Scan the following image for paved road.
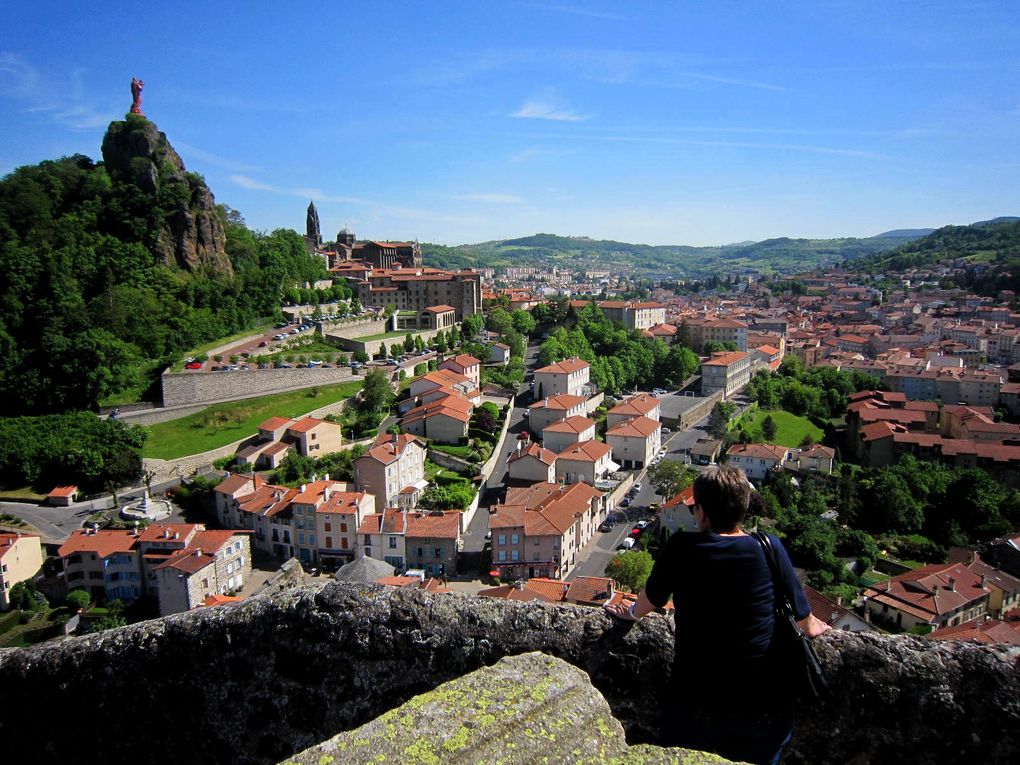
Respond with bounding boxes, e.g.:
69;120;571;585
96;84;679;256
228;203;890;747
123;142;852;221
461;343;541;561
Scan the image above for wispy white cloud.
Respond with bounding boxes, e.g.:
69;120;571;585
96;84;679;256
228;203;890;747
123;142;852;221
0;53;116;130
229;175;480;224
450;193;524;204
511;89;590;121
176;142;261;174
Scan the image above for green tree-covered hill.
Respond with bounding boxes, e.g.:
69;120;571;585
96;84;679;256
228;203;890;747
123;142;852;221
854;218;1020;295
0;119;333;415
422;231;912;276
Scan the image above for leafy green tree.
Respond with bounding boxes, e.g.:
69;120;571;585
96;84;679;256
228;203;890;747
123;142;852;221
353;349;370;363
67;588;91;610
604;550;655;593
647;460;697;499
461;313;484;340
707;402;735;440
486;308;514;337
360;369;393;415
762;415;778;441
413;363;427;376
510;309;536;336
378;343;388;359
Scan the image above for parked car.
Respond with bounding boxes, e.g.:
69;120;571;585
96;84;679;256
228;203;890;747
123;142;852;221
636;520;649;529
258;340;269;347
598;521;614;533
620;498;631;508
617;538;636;550
518;430;530;441
184;362;202;370
632;482;643;493
652;388;667;397
629;527;642;538
661;426;671;434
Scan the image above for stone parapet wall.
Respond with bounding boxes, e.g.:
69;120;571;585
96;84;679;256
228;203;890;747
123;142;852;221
322;317;388;339
161;366;355;407
0;583;1016;765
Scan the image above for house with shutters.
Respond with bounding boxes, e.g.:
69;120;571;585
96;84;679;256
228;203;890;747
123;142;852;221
354;434;428;512
605;416;661;469
438;354;481;388
725;443;790;481
541;416;596;454
527;394;589;433
507;442;558;485
533;357;590;399
606;394;661;429
555;440;617;485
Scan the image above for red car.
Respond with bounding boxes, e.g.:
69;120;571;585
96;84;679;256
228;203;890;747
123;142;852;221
518;431;530;441
629;527;642;538
258;340;269;347
184;362;203;370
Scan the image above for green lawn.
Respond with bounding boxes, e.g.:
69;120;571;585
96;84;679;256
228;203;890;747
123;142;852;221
358;330;423;342
144;381;362;460
734;409;823;448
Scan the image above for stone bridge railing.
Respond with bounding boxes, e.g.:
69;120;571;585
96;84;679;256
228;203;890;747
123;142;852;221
0;582;1016;765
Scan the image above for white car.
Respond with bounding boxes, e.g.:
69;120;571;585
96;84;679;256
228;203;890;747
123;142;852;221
636;520;649;529
617;538;636;550
632;482;642;493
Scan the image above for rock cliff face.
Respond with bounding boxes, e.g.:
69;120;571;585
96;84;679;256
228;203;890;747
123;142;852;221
0;582;1016;765
102;115;231;274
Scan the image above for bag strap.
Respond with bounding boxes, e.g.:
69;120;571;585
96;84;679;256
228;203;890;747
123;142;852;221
752;531;796;617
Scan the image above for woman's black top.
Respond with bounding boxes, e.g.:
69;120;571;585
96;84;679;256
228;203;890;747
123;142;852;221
644;530;811;707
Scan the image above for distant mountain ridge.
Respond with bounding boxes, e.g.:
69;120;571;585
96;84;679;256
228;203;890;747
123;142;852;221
422;231;918;276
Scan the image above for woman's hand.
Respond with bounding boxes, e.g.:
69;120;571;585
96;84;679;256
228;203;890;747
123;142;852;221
603;602;639;621
797;612;831;639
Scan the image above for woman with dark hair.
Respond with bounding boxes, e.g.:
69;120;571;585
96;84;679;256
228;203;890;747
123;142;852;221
605;465;828;765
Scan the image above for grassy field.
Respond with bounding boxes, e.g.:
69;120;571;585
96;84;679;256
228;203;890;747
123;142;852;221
144;381;362;460
734;409;823;448
358;330;422;342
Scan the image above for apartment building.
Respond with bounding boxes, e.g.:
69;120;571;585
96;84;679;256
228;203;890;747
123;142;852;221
489;482;603;580
527;394;589;432
405;510;462;577
725;443;791;481
237;416;343;469
401;392;473;443
541;415;596;454
354;433;428;511
438;354;481;388
352;267;481;319
863;562;990;632
606;394;660;429
507;442;558;485
533;357;590;398
0;533;43;610
701;351;758;399
555;440;616;484
605;416;661;469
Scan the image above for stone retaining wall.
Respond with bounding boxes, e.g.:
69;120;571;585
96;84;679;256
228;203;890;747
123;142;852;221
0;583;1015;765
161;366;355;407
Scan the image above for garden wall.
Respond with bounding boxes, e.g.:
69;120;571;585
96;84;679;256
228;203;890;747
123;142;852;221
161;366;355;407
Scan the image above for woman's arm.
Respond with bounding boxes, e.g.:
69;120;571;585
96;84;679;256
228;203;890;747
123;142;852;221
797;612;831;638
603;588;658;621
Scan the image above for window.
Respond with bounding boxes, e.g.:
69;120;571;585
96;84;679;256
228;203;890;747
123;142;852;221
417;547;424;557
202;578;209;589
533;553;539;561
364;535;372;546
511;534;519;544
389;537;397;549
298;533;305;545
497;535;506;545
326;536;333;548
309;535;315;546
511;550;519;561
435;547;442;558
227;562;234;574
340;523;348;532
341;538;349;549
324;522;332;532
498;551;506;561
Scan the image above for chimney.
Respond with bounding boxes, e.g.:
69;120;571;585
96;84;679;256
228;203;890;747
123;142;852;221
836;595;843;607
193;548;202;557
324;473;329;482
980;574;988;588
948;577;956;592
607;580;614;600
300;484;307;494
312;473;318;483
514;579;525;591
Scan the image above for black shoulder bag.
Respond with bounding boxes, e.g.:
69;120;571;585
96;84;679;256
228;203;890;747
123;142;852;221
752;531;831;703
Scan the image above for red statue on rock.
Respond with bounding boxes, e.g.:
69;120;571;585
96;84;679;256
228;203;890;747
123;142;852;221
130;77;145;115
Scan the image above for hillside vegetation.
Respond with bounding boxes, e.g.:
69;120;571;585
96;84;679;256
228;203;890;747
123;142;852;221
422;231;911;275
0;119;338;415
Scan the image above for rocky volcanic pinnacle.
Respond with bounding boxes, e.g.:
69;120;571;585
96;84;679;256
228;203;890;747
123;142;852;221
102;115;232;274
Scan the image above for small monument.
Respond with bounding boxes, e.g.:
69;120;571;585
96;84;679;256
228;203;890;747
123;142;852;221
130;77;144;115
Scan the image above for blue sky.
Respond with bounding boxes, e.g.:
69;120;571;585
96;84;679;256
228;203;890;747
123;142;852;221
1;1;1018;246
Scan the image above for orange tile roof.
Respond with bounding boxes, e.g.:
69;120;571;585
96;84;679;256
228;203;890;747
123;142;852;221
606;415;660;438
215;473;266;495
406;510;461;539
565;576;616;605
535;357;589;375
529;394;588;411
287;416;328;434
258;416;293;431
703;351;750;366
726;443;789;461
541;416;595;435
508;442;557;466
137;523;201;543
441;354;480;369
47;485;78;498
58;529;138;559
557;440;612;462
608;394;660;418
202;594;242;607
426;304;456;313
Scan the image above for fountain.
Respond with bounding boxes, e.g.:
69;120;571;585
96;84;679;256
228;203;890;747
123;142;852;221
119;489;172;522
